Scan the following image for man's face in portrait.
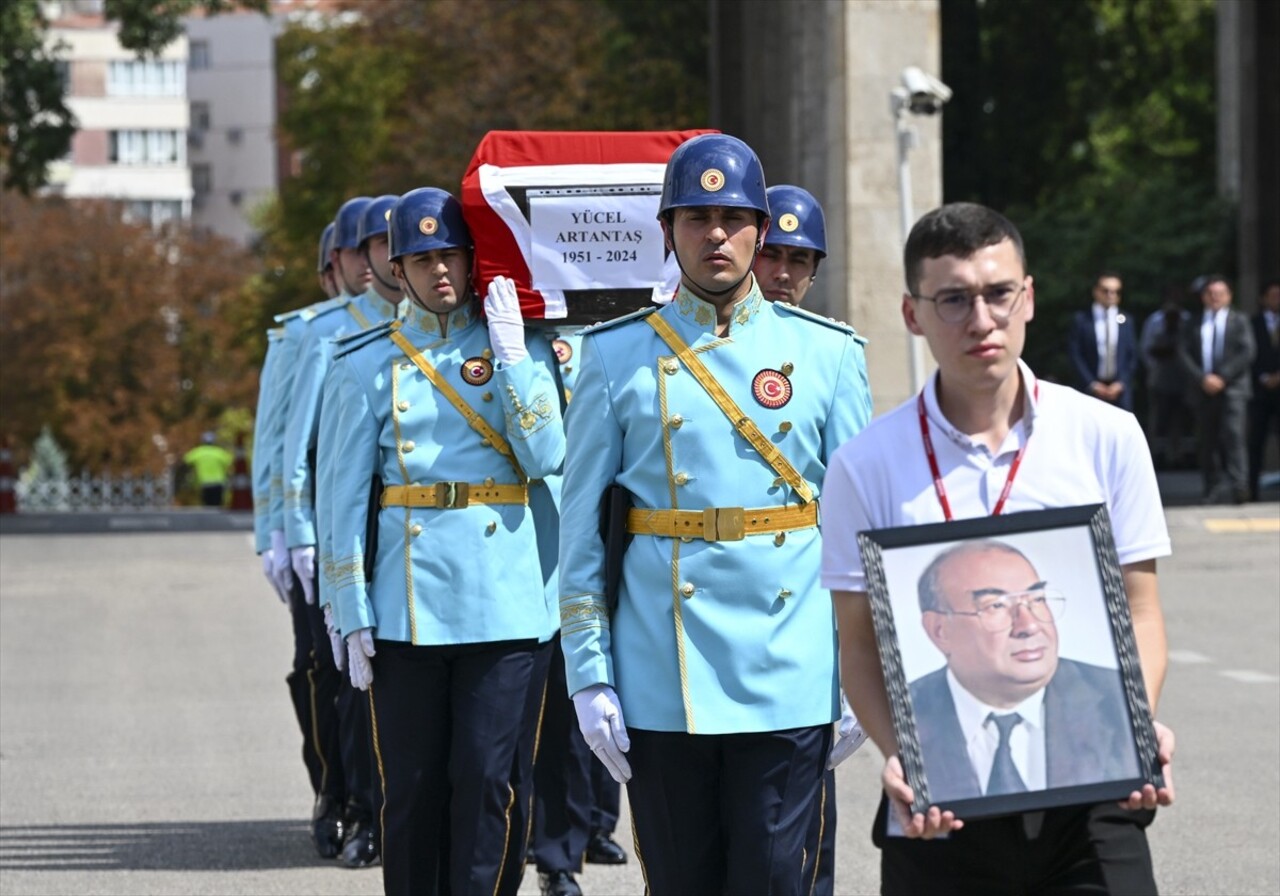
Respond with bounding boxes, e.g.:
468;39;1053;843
922;547;1060;709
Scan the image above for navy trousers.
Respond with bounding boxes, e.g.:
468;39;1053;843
625;724;830;896
285;579;323;796
800;767;838;896
370;638;537;896
533;636;593;874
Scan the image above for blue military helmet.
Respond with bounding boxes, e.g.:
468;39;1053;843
387;188;472;261
357;194;399;248
333;196;373;250
658;133;769;220
316;222;335;273
763;185;826;259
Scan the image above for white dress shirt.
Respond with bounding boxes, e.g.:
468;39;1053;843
946;669;1047;793
1092;303;1119;380
1201;308;1227;374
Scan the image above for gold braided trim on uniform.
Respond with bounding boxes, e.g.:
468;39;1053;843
253;493;270;515
327;554;364;589
559;593;610;634
503;385;555;440
283;487;311;509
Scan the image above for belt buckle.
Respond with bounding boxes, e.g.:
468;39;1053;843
434;481;470;509
702;506;745;542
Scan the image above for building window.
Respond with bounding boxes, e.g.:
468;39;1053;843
190;101;210;131
229;190;243;207
106;59;186;97
189;40;210;70
227;128;242;146
108;130;185;166
192;164;212;196
122;200;186;229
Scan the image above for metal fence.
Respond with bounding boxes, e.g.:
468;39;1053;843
16;471;174;511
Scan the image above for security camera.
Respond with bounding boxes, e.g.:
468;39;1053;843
900;66;952;115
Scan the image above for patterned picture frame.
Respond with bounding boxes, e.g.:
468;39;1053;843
857;504;1162;819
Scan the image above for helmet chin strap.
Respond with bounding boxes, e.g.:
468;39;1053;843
334;255;363;297
363;246;399;292
670;237;763;298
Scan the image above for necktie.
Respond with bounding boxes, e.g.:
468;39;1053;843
1102;309;1117;380
986;712;1027;795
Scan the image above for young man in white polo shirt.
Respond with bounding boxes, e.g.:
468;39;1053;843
821;203;1175;894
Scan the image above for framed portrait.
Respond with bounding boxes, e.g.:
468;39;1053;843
857;504;1162;820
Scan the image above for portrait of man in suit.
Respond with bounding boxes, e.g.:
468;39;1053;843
908;539;1140;805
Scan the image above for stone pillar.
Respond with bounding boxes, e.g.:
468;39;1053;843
712;0;942;413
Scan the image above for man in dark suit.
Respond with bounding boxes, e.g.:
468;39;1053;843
910;540;1139;804
1179;275;1257;503
1067;271;1139;410
1248;280;1280;501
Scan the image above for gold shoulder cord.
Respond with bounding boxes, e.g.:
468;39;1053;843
646;314;813;504
347;303;372;329
388;330;527;483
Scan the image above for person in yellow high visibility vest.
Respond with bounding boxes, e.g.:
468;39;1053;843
184;432;234;506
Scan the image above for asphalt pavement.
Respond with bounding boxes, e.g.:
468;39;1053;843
1;498;1276;895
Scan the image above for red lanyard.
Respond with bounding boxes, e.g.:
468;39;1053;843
917;383;1038;521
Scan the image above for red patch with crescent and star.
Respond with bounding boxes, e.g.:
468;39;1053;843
552;338;573;364
752;369;792;409
461;357;494;386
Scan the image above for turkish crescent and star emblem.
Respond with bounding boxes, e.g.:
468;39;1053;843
552;338;573;364
778;213;799;233
461;357;493;386
419;216;438;235
752;369;792;409
700;168;725;192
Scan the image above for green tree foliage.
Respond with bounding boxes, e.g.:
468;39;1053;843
254;0;708;321
0;0;266;194
0;0;76;194
0;193;263;472
941;0;1230;383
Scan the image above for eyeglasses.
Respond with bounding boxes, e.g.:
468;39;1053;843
911;282;1027;325
935;589;1066;633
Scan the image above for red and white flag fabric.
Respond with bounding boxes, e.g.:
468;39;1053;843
461;129;715;320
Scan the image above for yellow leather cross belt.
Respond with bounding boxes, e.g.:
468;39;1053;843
380;482;528;510
625;502;818;542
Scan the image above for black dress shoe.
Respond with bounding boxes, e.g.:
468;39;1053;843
539;869;583;896
340;819;379;868
585;830;627;864
311;795;345;859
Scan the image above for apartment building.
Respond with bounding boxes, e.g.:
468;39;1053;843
44;1;193;228
184;11;279;246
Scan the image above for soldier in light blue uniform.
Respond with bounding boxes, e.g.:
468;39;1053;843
755;183;869;896
325;187;565;896
253;326;287;598
558;134;873;896
256;221;345;853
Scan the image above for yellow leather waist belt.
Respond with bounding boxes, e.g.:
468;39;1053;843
625;502;818;542
380;482;528;510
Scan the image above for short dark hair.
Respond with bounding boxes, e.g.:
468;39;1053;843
917;539;1036;614
1200;274;1230;294
1095;270;1123;285
903;203;1026;296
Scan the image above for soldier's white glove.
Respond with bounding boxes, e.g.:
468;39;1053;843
484;275;527;366
572;684;632;784
827;693;869;769
323;604;345;672
347;629;376;691
270;530;293;597
260;549;287;604
290;546;316;605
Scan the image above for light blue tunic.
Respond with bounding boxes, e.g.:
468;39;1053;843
557;282;872;735
326;300;566;645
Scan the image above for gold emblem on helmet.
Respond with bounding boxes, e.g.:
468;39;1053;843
419;216;438;235
700;169;725;192
779;213;799;233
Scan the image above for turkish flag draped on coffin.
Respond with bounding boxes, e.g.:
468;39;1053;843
461;129;716;325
